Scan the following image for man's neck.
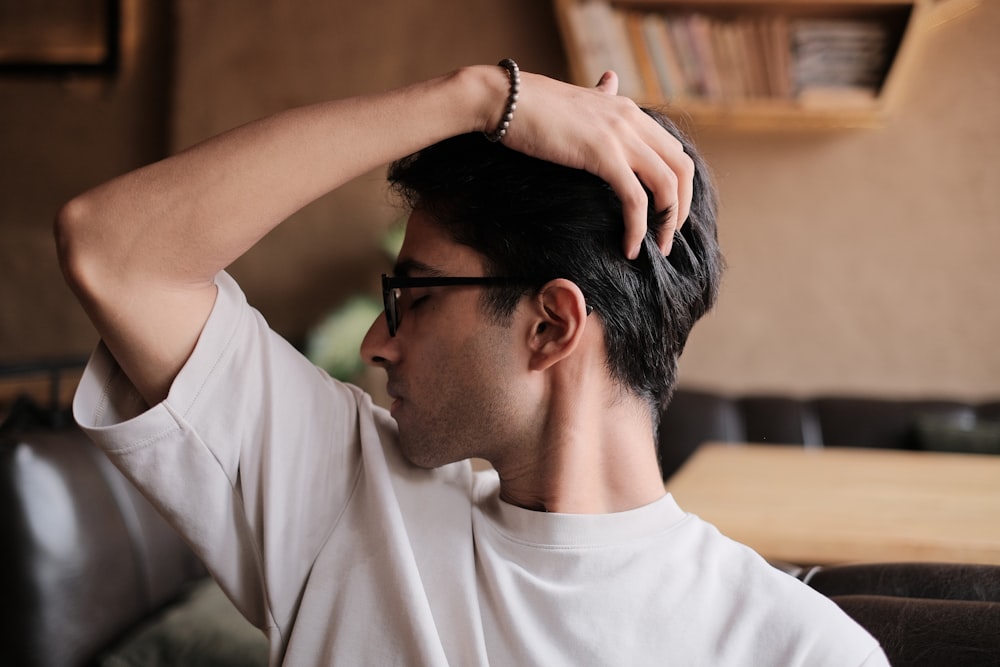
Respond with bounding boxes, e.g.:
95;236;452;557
490;392;666;514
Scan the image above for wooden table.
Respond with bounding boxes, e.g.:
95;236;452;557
664;443;1000;566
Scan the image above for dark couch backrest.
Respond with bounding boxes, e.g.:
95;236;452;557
658;389;1000;480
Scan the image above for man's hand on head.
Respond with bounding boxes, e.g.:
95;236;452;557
495;68;694;259
591;71;693;259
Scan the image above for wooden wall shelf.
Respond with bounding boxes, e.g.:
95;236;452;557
553;0;947;129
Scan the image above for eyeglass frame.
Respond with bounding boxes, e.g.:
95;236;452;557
380;273;593;337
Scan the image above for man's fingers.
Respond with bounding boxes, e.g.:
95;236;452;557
643;155;681;256
604;172;649;260
673;151;695;233
658;217;678;256
625;133;687;256
593;149;647;258
604;134;687;258
647;137;694;255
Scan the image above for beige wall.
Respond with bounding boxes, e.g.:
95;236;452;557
2;1;997;401
0;1;171;366
680;4;1000;400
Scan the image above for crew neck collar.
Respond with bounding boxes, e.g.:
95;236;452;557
476;475;688;548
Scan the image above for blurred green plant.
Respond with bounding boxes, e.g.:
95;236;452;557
305;295;383;381
304;217;406;382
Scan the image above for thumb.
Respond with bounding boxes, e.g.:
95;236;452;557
595;70;619;95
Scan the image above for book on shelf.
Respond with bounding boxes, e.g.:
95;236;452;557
638;13;685;99
764;16;794;99
682;14;718;100
563;0;644;98
713;21;746;99
624;11;665;100
666;14;705;98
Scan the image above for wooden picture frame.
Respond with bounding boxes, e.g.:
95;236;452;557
0;0;119;74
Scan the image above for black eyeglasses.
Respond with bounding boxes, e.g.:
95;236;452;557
380;273;595;337
381;274;522;337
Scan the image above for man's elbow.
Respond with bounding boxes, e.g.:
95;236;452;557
54;195;105;302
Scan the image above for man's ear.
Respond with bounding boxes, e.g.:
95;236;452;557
526;279;589;371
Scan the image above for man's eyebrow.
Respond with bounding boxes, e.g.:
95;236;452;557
392;259;444;278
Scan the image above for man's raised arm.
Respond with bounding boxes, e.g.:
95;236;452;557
55;65;692;405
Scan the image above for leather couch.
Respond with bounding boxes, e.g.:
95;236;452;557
657;388;1000;480
0;405;266;667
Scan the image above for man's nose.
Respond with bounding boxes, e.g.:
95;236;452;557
360;313;396;367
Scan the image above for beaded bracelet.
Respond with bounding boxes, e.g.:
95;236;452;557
484;58;520;143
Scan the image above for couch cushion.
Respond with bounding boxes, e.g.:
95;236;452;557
98;578;268;667
914;414;1000;455
739;396;821;446
831;595;1000;667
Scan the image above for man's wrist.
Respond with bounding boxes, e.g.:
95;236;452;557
458;63;517;136
483;59;519;143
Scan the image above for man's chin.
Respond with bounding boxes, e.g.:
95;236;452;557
396;432;462;470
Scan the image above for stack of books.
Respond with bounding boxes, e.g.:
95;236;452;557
791;18;890;105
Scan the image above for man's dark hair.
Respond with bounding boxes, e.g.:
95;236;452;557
388;109;723;424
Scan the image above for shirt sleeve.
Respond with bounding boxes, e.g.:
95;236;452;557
73;271;366;636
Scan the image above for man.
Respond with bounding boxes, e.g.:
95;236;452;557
59;64;887;665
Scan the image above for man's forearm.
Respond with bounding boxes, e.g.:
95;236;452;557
58;67;502;296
